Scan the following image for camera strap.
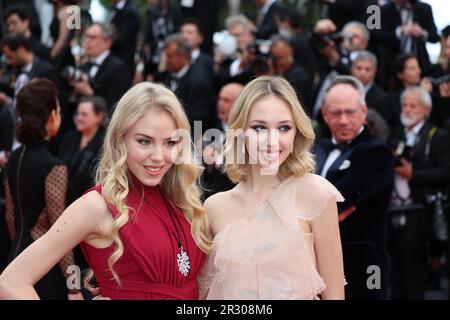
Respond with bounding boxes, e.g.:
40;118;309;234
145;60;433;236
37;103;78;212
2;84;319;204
425;126;437;158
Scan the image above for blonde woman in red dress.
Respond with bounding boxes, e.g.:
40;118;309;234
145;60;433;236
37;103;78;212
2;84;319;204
0;82;210;300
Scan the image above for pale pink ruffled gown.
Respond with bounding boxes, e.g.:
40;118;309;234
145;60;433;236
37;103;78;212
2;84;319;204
199;173;345;300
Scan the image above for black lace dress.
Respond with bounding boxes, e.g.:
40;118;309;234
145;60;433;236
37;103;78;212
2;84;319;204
4;143;74;299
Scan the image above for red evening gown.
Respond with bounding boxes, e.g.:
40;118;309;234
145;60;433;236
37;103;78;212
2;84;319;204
80;176;206;300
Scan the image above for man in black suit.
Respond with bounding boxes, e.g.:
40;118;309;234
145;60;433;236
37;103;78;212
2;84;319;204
200;83;243;201
179;0;226;54
350;50;391;125
254;0;281;39
0;33;58;110
277;7;319;79
70;23;131;113
3;5;51;62
180;19;214;80
388;86;450;299
315;76;394;299
1;0;41;41
322;0;378;31
143;0;183;79
156;34;217;134
109;0;140;78
375;0;439;86
270;35;312;112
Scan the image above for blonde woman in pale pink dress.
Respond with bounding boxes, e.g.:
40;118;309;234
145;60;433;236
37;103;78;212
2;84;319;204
200;76;346;300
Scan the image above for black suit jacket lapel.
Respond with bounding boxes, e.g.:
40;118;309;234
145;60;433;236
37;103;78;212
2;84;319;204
325;147;353;181
412;121;431;159
28;57;40;79
325;126;370;181
93;54;111;83
315;141;329;175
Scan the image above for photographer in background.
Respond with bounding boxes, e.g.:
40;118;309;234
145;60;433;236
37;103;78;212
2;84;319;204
180;19;214;82
3;5;51;62
70;23;131;113
270;35;312;111
0;33;57;112
389;86;450;300
254;0;281;40
421;28;450;131
310;19;370;120
277;6;318;79
214;15;254;87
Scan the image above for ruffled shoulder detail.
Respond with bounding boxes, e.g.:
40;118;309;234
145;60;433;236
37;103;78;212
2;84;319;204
267;173;344;232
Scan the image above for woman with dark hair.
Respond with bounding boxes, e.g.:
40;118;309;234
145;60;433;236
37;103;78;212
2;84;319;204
388;53;422;129
2;78;81;300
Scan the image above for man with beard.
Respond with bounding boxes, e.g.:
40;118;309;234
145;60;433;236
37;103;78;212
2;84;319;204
389;86;450;299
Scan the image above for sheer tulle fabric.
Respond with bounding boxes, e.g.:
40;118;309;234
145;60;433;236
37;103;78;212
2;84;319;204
199;173;344;300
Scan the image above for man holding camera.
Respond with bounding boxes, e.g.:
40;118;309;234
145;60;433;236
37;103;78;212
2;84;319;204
389;86;450;299
70;23;131;112
270;35;312;111
311;19;370;121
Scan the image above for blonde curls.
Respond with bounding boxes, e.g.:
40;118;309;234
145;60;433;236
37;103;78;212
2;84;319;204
225;76;316;183
91;82;211;285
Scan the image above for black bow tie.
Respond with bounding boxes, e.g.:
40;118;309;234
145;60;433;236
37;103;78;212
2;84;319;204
322;140;350;153
87;61;99;69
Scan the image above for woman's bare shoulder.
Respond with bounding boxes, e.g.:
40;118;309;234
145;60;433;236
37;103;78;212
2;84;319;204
70;190;112;223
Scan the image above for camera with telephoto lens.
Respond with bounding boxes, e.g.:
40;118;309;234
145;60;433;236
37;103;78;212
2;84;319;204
429;74;450;86
312;31;352;51
61;65;85;82
427;190;449;242
248;39;273;75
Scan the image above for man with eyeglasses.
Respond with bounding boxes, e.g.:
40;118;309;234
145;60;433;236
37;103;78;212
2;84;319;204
315;75;394;300
70;23;131;113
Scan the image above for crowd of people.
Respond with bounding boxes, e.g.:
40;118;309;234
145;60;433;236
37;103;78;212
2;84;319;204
0;0;449;300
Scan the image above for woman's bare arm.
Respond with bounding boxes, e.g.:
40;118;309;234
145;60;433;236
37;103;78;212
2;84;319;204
311;197;345;300
0;191;111;299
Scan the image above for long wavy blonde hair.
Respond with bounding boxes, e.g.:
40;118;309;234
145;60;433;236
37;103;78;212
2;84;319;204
92;82;211;285
225;76;316;183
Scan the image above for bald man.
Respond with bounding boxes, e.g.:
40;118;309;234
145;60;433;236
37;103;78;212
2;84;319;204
217;83;244;130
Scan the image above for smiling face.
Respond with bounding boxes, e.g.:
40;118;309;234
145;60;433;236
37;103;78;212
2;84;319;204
244;96;296;173
75;101;104;134
124;107;180;186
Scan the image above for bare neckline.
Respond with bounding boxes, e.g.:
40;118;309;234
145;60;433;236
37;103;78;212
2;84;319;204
213;175;295;241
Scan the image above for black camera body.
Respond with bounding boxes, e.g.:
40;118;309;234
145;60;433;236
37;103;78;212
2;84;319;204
61;66;85;82
248;39;273;75
430;74;450;86
393;141;413;167
312;31;351;51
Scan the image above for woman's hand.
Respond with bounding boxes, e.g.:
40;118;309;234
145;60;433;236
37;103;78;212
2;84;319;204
68;292;84;300
88;286;111;300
